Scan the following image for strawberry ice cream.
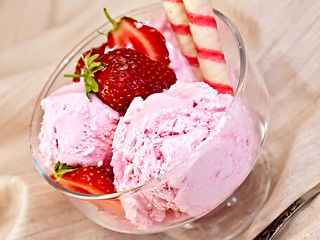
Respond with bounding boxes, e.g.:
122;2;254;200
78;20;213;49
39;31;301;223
111;81;257;228
39;82;120;169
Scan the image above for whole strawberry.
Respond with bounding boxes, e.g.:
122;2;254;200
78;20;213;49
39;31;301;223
92;48;176;112
65;48;177;112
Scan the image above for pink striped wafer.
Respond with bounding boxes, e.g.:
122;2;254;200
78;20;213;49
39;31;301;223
183;0;233;94
161;0;202;80
162;0;233;95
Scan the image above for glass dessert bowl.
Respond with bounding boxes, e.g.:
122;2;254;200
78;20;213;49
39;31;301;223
30;3;270;239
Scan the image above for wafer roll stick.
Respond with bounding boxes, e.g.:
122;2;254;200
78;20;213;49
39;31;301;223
162;0;233;94
182;0;233;94
161;0;202;80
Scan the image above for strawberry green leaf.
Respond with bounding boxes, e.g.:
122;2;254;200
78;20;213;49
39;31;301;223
97;31;107;36
52;161;79;179
64;51;106;101
86;86;92;100
54;161;60;172
64;74;84;78
91;81;99;92
104;8;117;28
88;54;99;64
91;62;102;69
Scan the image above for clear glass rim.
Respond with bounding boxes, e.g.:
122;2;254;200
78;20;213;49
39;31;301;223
30;3;247;200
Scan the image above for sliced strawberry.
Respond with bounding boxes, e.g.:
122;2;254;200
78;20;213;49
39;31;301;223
93;48;177;112
106;15;170;65
51;161;116;195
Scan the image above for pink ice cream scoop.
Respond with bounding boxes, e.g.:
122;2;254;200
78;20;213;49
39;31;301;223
111;81;257;228
39;82;120;169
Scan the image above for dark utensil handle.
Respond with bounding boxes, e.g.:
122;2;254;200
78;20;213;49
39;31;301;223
253;198;305;240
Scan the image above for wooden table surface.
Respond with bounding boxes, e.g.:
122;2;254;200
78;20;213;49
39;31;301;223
1;0;320;239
